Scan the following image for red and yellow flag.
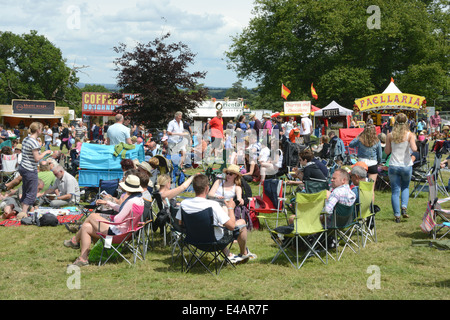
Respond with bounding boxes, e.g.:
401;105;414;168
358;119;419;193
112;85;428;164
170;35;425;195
281;83;291;100
311;83;318;99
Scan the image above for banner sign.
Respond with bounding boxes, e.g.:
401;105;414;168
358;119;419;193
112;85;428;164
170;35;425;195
283;101;311;115
12;100;55;115
82;92;139;116
355;93;426;112
322;108;340;117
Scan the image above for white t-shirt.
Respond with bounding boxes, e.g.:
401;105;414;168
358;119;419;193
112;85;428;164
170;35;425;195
45;129;52;142
300;117;312;135
176;197;230;240
259;147;271;162
167;119;185;144
283;121;295;137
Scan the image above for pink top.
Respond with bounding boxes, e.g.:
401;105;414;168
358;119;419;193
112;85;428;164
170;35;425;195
106;197;144;234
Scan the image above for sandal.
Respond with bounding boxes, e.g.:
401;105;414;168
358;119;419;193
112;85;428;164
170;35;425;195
63;239;80;249
69;258;89;267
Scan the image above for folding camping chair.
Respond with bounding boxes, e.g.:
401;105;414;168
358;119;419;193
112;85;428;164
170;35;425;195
423;174;450;240
137;198;154;259
0;154;18;184
258;190;330;269
180;207;236;275
96;203;145;266
410;150;448;199
328;202;359;261
356;181;377;247
168;203;188;268
249;179;288;227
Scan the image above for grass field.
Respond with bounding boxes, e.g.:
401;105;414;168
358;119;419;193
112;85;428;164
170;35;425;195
0;147;448;301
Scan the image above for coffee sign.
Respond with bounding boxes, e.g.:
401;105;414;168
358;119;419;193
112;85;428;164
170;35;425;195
322;108;340;117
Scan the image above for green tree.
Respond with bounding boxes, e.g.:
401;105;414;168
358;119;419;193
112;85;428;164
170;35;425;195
226;0;449;109
0;30;80;107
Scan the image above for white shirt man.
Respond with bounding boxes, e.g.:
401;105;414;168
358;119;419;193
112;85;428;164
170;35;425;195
106;114;132;146
300;114;313;144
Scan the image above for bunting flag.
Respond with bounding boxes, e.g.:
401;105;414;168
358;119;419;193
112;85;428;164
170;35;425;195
311;83;318;99
281;83;291;100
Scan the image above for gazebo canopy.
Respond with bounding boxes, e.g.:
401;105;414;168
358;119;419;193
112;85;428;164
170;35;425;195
313;100;353;117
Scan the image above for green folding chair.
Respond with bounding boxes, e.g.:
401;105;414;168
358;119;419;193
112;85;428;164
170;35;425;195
259;190;329;269
357;181;377;247
328;202;359;261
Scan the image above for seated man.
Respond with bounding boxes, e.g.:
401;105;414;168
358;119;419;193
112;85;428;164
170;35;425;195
40;165;80;208
286;149;326;187
324;169;356;224
176;174;256;264
1;179;45;219
350;164;368;206
1;160;56;192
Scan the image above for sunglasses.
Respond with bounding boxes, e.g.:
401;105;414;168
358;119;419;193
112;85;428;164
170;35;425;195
226;172;236;176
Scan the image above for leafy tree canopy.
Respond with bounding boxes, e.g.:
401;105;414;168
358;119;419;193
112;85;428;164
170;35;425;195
226;0;449;110
0;30;79;107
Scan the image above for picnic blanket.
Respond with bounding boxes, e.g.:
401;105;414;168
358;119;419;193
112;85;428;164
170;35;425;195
0;206;83;227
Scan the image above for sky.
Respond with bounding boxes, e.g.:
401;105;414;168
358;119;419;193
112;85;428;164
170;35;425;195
0;0;257;88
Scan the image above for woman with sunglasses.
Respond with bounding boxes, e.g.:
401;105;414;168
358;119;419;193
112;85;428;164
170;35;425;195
208;164;244;206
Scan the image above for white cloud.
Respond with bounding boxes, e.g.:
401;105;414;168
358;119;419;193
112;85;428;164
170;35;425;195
0;0;256;87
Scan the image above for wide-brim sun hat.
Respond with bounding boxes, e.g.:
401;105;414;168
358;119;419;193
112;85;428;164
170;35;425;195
119;174;144;193
223;164;242;176
263;113;271;119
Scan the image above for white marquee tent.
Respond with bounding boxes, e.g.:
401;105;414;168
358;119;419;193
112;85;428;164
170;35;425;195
313;100;353;117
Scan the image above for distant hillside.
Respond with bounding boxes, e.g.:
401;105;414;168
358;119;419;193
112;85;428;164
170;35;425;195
77;83;120;91
77;83;231;97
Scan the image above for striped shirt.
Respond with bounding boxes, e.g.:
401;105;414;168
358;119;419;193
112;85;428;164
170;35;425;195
20;136;41;171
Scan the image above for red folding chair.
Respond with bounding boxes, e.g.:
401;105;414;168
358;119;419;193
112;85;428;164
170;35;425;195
96;203;145;266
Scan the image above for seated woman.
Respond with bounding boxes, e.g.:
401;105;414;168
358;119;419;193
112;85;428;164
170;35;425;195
208;164;244;206
242;152;261;183
259;139;283;182
156;173;196;200
63;174;144;267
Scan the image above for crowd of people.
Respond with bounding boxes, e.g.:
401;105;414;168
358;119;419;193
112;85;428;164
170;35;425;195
0;108;445;268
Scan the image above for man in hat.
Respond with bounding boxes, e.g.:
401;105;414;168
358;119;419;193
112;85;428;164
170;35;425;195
300;113;313;145
176;174;255;264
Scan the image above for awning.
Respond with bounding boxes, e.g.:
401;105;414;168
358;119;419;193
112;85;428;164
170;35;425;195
4;114;63;119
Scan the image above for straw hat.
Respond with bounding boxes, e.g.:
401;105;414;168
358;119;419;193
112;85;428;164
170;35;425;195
15;144;22;150
301;113;309;118
119;175;144;193
249;112;256;119
223;164;242;176
138;161;153;176
263;113;271;119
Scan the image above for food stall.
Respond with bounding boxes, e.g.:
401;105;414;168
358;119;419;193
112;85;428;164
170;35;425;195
354;80;426;126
